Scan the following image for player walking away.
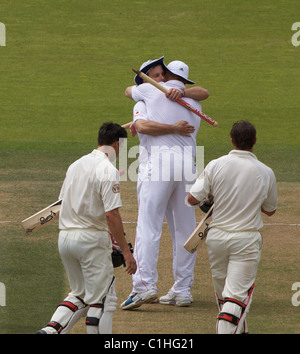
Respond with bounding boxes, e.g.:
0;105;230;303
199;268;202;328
121;59;204;310
187;121;277;334
36;123;136;334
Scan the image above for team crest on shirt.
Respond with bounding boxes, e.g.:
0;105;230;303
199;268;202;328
112;184;120;193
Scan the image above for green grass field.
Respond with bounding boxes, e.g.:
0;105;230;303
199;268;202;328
1;0;299;334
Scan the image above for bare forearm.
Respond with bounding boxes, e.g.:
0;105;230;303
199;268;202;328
106;209;137;274
135;120;175;136
105;209;129;253
184;86;209;101
125;86;134;99
135;119;194;137
166;86;209;101
262;208;276;216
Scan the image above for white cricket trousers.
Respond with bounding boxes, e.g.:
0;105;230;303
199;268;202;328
58;229;114;305
133;152;197;296
206;228;262;333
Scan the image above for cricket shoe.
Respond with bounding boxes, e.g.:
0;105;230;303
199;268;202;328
120;289;158;310
159;290;193;307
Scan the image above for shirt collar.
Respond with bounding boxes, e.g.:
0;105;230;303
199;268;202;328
165;80;185;89
229;149;258;160
92;149;109;159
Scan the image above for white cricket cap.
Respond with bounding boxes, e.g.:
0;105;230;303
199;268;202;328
166;60;195;84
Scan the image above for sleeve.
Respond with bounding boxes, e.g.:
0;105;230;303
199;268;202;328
133;101;148;123
59;167;70;200
189;163;213;203
131;82;156;102
131;85;144;102
59;179;66;200
262;170;277;212
100;168;123;213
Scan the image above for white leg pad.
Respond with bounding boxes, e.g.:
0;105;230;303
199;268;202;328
85;277;117;334
98;281;117;334
217;301;242;334
86;305;102;334
217;284;255;334
61;306;88;334
43;295;87;334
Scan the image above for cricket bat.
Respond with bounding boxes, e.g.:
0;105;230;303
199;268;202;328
21;199;62;233
184;204;214;253
132;68;218;127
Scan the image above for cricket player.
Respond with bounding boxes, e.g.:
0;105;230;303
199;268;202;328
187;121;277;334
121;60;203;309
36;123;136;334
130;56;209;199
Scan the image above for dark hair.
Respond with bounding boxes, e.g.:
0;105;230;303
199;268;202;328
98;122;127;145
230;121;256;150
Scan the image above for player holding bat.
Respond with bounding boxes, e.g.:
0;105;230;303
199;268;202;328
36;123;136;334
186;121;277;334
121;59;207;310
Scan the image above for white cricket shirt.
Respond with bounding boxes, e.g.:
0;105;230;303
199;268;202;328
59;149;122;231
131;80;201;159
189;150;277;232
133;101;148;167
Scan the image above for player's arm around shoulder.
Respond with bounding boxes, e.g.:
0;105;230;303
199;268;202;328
135;119;194;137
125;86;134;100
166;86;209;102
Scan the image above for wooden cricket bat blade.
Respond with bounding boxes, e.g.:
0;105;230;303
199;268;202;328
21;199;62;233
184;204;214;253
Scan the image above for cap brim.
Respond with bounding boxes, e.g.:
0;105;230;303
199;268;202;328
134;56;166;85
184;78;196;85
165;67;195;85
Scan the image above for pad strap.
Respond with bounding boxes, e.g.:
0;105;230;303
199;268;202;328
57;300;78;312
85;303;104;326
224;298;246;312
86;317;100;326
218;312;240;326
46;321;63;333
218;298;246;325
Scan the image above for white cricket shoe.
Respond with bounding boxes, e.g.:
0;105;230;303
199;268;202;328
120;289;158;310
159;290;193;307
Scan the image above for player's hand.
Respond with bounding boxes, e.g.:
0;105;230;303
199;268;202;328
173;120;195;137
123;250;137;275
129;123;137;137
166;88;183;101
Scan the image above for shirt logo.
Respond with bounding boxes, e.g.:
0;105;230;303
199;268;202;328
112;184;120;193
